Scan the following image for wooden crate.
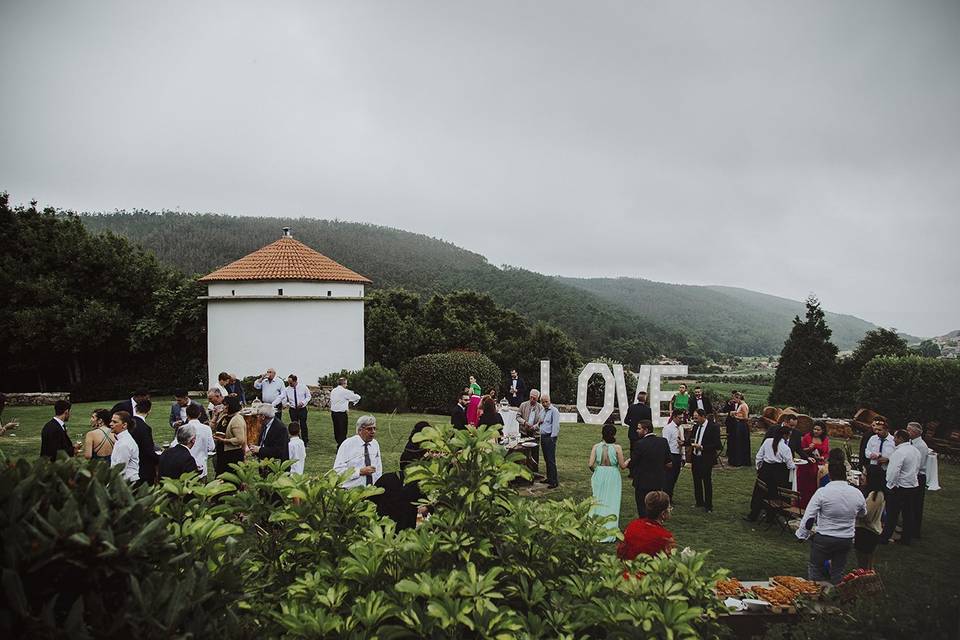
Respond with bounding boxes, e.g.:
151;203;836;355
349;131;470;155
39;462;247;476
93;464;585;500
836;573;884;602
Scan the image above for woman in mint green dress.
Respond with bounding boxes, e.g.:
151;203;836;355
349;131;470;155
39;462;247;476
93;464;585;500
589;424;628;541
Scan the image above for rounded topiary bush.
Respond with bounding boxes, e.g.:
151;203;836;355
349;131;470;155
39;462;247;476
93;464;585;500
400;351;501;413
318;364;407;412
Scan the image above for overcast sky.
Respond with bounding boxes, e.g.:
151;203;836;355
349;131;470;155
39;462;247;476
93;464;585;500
2;1;958;337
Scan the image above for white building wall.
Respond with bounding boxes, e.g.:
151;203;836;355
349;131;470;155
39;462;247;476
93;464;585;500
207;298;365;387
207;281;364;298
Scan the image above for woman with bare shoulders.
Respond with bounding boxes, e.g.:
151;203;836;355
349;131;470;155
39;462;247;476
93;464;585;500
589;424;629;541
83;409;115;462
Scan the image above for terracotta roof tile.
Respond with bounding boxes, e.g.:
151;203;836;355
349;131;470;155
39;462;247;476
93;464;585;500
199;237;371;284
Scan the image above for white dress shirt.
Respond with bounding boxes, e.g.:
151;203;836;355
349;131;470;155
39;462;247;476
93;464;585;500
886;442;922;489
184;419;215;478
329;385;361;413
755;439;796;470
865;434;895;468
662;420;683;456
282;384;312;409
288;437;306;475
254;376;286;407
798;480;866;539
910;436;930;475
333;435;383;488
111;430;140;482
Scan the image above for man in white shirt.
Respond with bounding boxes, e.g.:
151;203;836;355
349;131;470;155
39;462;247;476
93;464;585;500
178;403;215;479
329;377;361;448
797;460;866;584
109;411;140;483
282;374;312;446
254;368;285;409
333;415;382;489
864;419;895;493
907;422;930;539
662;411;685;500
214;372;231;400
880;429;922;546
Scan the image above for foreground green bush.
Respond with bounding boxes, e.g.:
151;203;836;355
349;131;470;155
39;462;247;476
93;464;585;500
400;351;502;412
1;424;728;639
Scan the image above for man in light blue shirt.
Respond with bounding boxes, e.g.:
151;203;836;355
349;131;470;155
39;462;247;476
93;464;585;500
540;395;561;488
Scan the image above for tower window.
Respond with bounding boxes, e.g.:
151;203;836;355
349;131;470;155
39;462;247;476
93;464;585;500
278;288;283;296
327;290;332;297
231;289;235;296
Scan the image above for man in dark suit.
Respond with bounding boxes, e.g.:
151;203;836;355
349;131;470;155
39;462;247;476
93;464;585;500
39;400;75;462
159;423;200;479
506;369;526;407
451;391;469;429
628;420;672;517
249;404;289;462
129;399;160;485
110;389;151;419
689;387;713;416
689;408;722;513
169;389;209;430
623;391;653;443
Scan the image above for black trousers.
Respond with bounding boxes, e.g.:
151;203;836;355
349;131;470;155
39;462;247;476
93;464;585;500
331;411;349;447
915;474;927;539
634;485;655;518
749;462;790;520
289;407;309;444
882;486;918;544
664;453;683;499
865;464;885;494
691;459;714;510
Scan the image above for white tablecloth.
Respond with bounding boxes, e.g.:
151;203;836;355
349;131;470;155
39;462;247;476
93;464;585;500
926;452;941;491
788;459;808;491
499;408;520;437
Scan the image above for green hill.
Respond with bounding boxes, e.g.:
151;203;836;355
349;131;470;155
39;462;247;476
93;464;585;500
557;276;896;353
77;211;892;359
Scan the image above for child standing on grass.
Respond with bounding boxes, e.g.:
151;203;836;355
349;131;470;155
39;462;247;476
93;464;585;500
288;422;306;475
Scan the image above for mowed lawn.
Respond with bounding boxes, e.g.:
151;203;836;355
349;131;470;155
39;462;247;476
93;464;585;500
4;400;958;629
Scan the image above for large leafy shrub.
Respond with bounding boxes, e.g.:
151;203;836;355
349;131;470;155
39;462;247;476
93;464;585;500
400;351;502;412
318;364;408;412
858;356;960;427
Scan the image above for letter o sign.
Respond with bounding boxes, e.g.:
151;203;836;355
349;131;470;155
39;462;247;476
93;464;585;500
577;363;615;425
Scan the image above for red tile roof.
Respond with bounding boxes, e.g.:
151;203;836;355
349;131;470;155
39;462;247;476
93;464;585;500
199;237;371;284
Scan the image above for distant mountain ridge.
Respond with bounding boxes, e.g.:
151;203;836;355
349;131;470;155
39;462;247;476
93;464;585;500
77;211;893;357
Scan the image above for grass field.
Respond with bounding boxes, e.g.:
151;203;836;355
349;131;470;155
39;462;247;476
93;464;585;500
4;399;958;631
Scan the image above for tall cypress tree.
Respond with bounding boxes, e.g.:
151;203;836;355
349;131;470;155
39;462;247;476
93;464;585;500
769;295;839;413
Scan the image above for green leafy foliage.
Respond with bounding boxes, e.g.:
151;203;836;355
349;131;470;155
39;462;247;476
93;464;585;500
399;352;502;412
769;296;840;414
0;193;206;398
857;356;960;427
318;364;408;412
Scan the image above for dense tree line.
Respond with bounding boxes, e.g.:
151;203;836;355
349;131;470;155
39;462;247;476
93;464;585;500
0;194;205;398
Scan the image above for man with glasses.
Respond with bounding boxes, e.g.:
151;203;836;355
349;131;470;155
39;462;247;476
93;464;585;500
333;415;382;489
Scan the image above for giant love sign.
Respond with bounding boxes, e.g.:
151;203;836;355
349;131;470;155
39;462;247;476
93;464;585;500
538;360;687;428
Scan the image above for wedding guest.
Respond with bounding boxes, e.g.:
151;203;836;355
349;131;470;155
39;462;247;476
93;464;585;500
109;411;140;483
40;400;75;462
623;391;652;443
130;400;159;485
466;388;482;426
169;389;208;430
689;386;712;416
469;375;482;396
159;423;200;479
248;403;288;464
798;424;830;508
206;387;226;423
477;395;505;435
518;389;545;470
854;489;885;569
745;425;796;522
329;377;361;447
589;424;628;541
180;403;215;479
399;420;431;470
617;491;676;560
669;383;690;418
629;420;671;517
213;395;246;476
662;409;686;501
282;374;311;446
451;391;470;430
797;460;866;584
864;418;895;493
288;422;306;475
507;369;526;407
728;392;751;467
907;422;930;539
253;368;285;410
82;408;115;462
880;429;922;546
215;372;231;399
226;373;246;405
110;390;149;419
689;408;721;513
540;394;561;488
333;415;383;488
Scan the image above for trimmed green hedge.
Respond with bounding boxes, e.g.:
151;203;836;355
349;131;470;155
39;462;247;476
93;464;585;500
858;356;960;428
318;364;407;413
399;351;501;413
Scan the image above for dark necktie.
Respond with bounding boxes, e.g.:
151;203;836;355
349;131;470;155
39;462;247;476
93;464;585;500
363;442;372;485
695;426;704;455
260;420;270;446
293;387;298;409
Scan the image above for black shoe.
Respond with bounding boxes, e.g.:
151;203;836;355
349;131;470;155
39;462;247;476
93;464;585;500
547;483;559;489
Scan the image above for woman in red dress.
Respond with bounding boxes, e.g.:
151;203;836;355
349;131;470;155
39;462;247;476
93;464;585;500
617;491;676;560
798;424;830;508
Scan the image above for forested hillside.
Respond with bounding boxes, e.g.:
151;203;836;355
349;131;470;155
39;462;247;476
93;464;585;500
558;277;885;353
79;212;686;364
